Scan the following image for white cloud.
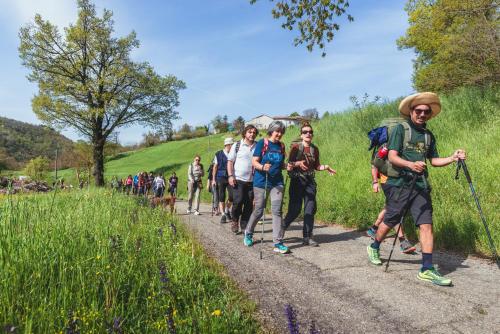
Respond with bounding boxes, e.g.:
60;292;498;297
0;0;77;29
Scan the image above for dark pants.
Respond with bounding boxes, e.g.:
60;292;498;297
217;177;233;203
283;176;317;238
231;180;254;230
383;184;433;227
155;187;164;198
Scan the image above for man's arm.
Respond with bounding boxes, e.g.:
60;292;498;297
388;150;426;174
431;149;466;167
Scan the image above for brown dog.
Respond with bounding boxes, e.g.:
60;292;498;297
150;196;176;214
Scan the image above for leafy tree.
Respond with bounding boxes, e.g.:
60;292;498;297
212;115;229;133
232;116;246;134
250;0;354;56
289;111;300;117
19;0;185;186
397;0;499;92
71;141;94;185
193;126;208;138
302;108;319;120
0;148;8;173
141;132;162;147
23;156;50;180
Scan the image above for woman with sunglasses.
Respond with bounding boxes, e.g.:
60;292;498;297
280;123;336;247
187;155;204;215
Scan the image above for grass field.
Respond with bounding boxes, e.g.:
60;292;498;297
0;189;259;333
55;86;499;257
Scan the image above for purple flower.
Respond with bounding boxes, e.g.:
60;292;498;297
285;304;299;334
107;317;123;334
169;222;177;238
166;306;176;334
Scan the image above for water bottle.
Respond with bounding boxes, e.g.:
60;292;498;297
377;145;388;159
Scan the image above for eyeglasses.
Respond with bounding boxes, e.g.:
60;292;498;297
413;108;432;115
301;130;314;135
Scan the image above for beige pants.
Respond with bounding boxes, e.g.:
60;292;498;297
187;181;201;211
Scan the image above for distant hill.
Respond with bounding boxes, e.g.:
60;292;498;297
0;116;73;169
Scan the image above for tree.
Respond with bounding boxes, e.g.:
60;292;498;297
250;0;354;56
232;116;246;134
141;131;162;147
23;156;50;180
397;0;499;92
289;111;300;117
19;0;185;186
71;141;94;185
302;108;319;120
212;115;229;133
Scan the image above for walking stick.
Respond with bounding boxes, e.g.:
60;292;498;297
385;173;419;272
260;173;268;260
455;159;499;265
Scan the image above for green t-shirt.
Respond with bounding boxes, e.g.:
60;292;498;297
386;120;439;189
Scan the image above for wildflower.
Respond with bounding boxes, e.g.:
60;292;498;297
285;304;299;334
169;222;177;238
96;255;101;260
166;306;176;334
2;324;17;333
106;317;123;334
211;309;222;317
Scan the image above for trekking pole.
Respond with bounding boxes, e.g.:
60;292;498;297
260;172;268;260
455;159;499;265
385;173;418;272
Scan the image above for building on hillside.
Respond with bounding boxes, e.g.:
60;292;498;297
245;114;309;130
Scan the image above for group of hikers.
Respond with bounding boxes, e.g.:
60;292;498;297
110;171;178;199
184;92;467;286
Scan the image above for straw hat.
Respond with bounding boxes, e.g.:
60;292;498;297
224;137;234;146
399;92;441;119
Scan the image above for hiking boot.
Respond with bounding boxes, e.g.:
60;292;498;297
273;242;290;254
231;221;239;234
417;267;452;286
194;210;200;216
367;245;382;265
366;227;377;239
303;237;319;247
220;214;227;224
400;239;416;254
243;233;253;247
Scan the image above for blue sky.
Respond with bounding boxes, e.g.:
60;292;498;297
0;0;415;145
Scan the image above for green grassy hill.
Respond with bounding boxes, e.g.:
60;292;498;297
60;86;499;256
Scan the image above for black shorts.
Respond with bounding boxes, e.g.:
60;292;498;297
217;177;233;203
383;184;433;228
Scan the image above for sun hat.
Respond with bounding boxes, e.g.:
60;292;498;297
224;137;234;146
399;92;441;119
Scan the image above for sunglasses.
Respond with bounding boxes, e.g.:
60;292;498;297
301;130;314;135
413;108;432;115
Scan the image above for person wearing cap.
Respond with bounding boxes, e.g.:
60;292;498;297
243;120;290;254
367;92;466;286
212;137;235;224
227;125;258;234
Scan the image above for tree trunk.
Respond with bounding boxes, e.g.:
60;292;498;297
92;136;105;187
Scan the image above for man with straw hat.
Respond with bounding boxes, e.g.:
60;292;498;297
366;92;466;286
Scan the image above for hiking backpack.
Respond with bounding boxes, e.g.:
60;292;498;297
367;118;431;177
287;140;317;178
260;138;285;158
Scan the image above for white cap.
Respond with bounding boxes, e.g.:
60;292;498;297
224;137;234;146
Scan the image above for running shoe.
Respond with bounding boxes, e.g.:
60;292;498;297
303;237;319;247
417;267;452;286
366;227;377;239
243;233;253;247
273;242;290;254
367;245;382;265
194;211;200;216
186;209;191;214
231;221;239;234
400;239;416;254
220;214;227;224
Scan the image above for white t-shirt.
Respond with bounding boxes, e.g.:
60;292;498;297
227;139;256;182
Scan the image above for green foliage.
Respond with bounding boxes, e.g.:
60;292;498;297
18;0;185;185
0;189;259;332
232;116;246;135
397;0;500;92
251;0;354;56
212;115;229;133
0;116;73;169
23;156;50;180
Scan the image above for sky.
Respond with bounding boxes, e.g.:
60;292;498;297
0;0;416;145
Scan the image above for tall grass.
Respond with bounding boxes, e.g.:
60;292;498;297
291;86;499;256
0;189;259;333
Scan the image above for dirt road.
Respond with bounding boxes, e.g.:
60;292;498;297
176;200;499;334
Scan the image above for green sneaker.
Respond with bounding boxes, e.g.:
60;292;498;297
417;267;452;286
367;245;382;265
243;233;253;247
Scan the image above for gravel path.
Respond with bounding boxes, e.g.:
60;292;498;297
176;200;499;334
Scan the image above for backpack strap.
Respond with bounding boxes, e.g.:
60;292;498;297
190;163;195;181
401;121;412;148
261;138;269;157
233;140;241;165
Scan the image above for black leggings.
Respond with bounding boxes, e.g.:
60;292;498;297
283;176;317;238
